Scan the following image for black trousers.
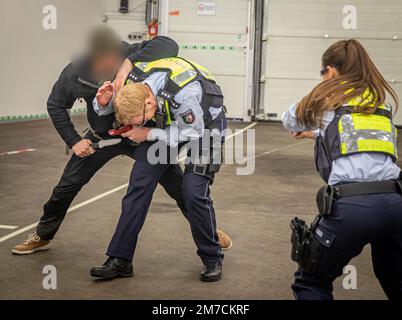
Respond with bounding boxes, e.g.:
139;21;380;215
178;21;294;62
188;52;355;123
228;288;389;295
106;142;223;263
292;192;402;300
37;138;186;240
106;162;223;263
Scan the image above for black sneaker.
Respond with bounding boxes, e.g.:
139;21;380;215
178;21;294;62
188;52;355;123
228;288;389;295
200;261;222;282
90;257;133;280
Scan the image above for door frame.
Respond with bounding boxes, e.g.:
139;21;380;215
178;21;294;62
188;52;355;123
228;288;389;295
243;0;255;122
157;0;169;36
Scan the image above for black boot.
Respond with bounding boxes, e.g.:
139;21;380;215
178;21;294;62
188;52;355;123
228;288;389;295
200;261;222;282
90;257;133;280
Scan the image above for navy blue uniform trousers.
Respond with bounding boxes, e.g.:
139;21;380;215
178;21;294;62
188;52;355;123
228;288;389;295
292;192;402;300
106;146;223;264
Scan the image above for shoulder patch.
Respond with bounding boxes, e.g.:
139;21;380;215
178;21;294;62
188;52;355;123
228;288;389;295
180;110;195;124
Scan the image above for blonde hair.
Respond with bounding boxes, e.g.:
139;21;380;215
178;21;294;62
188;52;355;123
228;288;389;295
113;83;149;124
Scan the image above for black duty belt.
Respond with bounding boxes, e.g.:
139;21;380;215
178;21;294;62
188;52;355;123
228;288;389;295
332;179;402;199
317;178;402;215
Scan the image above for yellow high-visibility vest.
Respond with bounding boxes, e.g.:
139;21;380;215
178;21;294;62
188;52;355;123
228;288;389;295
130;57;217;88
337;88;398;159
315;87;398;182
125;57;224;129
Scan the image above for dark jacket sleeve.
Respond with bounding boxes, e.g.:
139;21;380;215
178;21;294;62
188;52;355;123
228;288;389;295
123;36;179;64
47;64;82;148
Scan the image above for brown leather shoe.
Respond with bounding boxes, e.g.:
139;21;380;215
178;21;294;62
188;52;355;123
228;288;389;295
12;232;51;255
217;229;232;251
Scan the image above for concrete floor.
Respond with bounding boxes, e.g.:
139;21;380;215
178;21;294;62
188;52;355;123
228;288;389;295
0;115;401;300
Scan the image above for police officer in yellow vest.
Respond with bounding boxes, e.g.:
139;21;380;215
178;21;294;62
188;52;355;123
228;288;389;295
282;39;402;299
90;57;227;282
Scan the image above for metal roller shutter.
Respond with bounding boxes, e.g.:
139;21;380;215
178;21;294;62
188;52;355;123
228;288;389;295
260;0;402;125
166;0;254;120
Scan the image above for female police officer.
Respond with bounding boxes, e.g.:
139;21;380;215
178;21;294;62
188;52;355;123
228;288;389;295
282;39;402;300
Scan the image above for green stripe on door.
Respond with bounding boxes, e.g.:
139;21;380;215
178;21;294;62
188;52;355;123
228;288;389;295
0;107;87;123
179;44;238;51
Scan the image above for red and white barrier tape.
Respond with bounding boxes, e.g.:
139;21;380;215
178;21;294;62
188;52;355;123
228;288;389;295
0;148;36;156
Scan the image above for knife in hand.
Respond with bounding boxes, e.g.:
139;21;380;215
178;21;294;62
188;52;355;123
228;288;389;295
91;138;122;149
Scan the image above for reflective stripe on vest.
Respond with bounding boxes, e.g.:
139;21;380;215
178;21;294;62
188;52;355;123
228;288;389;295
134;57;216;88
337;88;398;159
339;113;398;156
130;57;224;129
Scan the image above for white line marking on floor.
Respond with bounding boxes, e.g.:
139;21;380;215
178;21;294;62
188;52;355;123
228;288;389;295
178;122;258;162
253;140;310;160
0;123;258;244
218;139;311;174
0;223;38;243
0;148;36;156
0;184;129;244
0;225;18;230
227;122;258;139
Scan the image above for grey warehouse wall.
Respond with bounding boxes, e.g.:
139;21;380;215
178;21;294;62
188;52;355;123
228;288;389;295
0;0;103;120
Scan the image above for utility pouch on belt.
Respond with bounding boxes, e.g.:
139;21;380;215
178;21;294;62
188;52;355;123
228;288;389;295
397;177;402;195
209;131;224;174
316;185;335;216
290;216;323;274
185;164;215;182
186;150;221;180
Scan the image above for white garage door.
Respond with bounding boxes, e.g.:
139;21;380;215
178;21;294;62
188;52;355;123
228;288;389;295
165;0;253;120
261;0;402;126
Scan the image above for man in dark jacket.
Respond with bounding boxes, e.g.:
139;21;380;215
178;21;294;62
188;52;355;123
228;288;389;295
11;27;195;255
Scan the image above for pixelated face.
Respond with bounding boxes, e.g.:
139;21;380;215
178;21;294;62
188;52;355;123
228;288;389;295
92;52;122;80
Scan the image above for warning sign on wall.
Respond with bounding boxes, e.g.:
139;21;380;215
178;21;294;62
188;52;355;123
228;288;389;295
169;9;180;16
197;1;216;16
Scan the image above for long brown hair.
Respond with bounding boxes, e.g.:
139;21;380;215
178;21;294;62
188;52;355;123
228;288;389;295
296;39;399;128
